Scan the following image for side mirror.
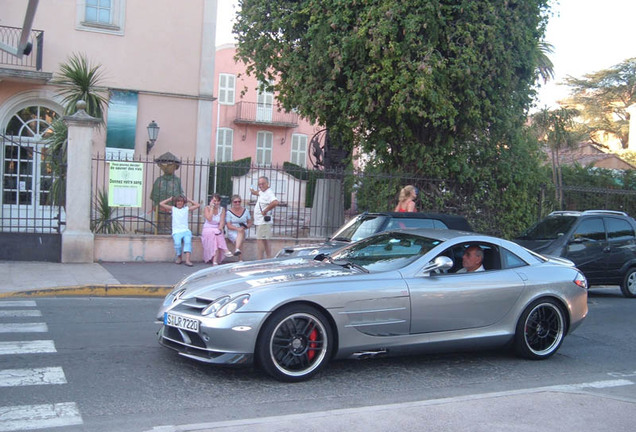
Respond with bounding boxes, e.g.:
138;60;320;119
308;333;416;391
314;253;328;261
421;256;454;274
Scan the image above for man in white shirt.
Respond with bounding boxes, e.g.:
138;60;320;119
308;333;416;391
456;245;485;273
250;176;279;259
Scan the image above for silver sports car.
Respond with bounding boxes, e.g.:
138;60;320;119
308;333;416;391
157;229;588;382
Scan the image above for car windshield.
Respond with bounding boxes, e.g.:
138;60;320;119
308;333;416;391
330;232;441;272
330;215;389;242
517;216;577;240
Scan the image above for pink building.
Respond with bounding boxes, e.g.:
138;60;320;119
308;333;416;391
212;44;320;168
0;0;218;260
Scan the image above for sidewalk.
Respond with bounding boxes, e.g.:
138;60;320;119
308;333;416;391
0;260;207;297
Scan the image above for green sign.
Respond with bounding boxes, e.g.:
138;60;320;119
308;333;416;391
108;162;144;207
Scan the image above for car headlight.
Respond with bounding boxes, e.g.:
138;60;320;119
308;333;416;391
202;294;250;317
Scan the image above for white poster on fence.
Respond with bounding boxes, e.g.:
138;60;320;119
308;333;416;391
108;162;144;207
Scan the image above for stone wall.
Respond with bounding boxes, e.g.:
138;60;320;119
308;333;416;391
94;235;313;263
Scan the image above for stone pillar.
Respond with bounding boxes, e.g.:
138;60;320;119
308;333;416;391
61;102;101;263
310;178;344;238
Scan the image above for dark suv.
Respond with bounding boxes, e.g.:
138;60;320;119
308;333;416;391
515;210;636;298
276;211;472;258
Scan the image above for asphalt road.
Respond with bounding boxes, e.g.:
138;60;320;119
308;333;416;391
1;288;635;431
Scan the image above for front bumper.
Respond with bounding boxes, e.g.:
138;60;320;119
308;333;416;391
156;310;268;366
158;325;253;365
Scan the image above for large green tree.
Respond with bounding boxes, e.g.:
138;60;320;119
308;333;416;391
235;0;551;177
563;57;636;149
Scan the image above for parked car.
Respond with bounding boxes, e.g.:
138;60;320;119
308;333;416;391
157;229;588;382
515;210;636;298
276;211;473;258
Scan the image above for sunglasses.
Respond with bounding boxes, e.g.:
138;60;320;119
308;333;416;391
233;200;241;203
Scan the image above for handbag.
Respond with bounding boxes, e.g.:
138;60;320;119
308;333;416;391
259;203;272;222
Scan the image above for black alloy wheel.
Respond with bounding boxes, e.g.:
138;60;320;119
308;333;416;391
256;305;333;382
514;298;566;360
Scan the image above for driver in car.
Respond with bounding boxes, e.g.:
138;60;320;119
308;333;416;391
457;245;485;273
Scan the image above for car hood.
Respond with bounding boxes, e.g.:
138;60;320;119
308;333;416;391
276;240;348;257
170;258;354;301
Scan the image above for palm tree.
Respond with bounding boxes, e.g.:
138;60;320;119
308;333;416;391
45;53;107;207
531;107;582;207
534;41;555;84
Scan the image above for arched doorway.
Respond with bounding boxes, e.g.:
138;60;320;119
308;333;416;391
1;99;64;260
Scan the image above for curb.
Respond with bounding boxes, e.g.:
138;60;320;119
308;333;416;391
0;284;174;298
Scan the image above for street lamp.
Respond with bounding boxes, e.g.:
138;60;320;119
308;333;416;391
146;120;160;154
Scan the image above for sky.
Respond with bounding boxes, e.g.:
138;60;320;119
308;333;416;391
216;0;636;109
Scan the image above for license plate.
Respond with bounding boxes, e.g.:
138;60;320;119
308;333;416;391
164;312;200;332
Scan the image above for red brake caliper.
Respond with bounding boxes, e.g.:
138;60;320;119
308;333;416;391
307;328;318;361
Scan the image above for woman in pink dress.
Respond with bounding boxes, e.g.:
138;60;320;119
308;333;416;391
201;193;229;265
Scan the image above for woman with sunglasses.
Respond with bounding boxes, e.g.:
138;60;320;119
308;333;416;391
225;194;252;261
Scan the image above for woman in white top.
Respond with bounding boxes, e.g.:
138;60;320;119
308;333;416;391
225;194;252;261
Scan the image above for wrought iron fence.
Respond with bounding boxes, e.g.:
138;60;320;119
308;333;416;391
89;153;636;240
90;155;347;239
0;25;44;71
234;101;299;127
0;134;64;234
557;185;636;216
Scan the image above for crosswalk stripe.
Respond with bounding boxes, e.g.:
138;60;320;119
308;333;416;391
0;323;48;333
0;340;56;355
0;402;83;431
0;301;37;308
0;310;42;318
0;367;67;387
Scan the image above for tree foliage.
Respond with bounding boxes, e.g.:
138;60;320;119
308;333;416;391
51;53;109;118
234;0;554;238
530;106;584;204
563;57;636;149
45;53;107;207
235;0;550;176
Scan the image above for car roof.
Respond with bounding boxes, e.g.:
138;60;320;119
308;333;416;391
384;227;485;242
385;228;541;258
548;210;630;218
362;211;473;231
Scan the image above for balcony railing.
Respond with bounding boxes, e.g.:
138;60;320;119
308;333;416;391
0;25;44;71
234;101;299;128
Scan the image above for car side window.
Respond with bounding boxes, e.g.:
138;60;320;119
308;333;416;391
572;218;606;242
434;242;501;273
501;248;528;269
385;218;437;230
605;217;635;242
432;220;449;229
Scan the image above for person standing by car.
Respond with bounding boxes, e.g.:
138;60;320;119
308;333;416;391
159;195;200;267
250;176;279;259
201;193;230;266
225;194;252;261
394;185;418;212
457;245;485;273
